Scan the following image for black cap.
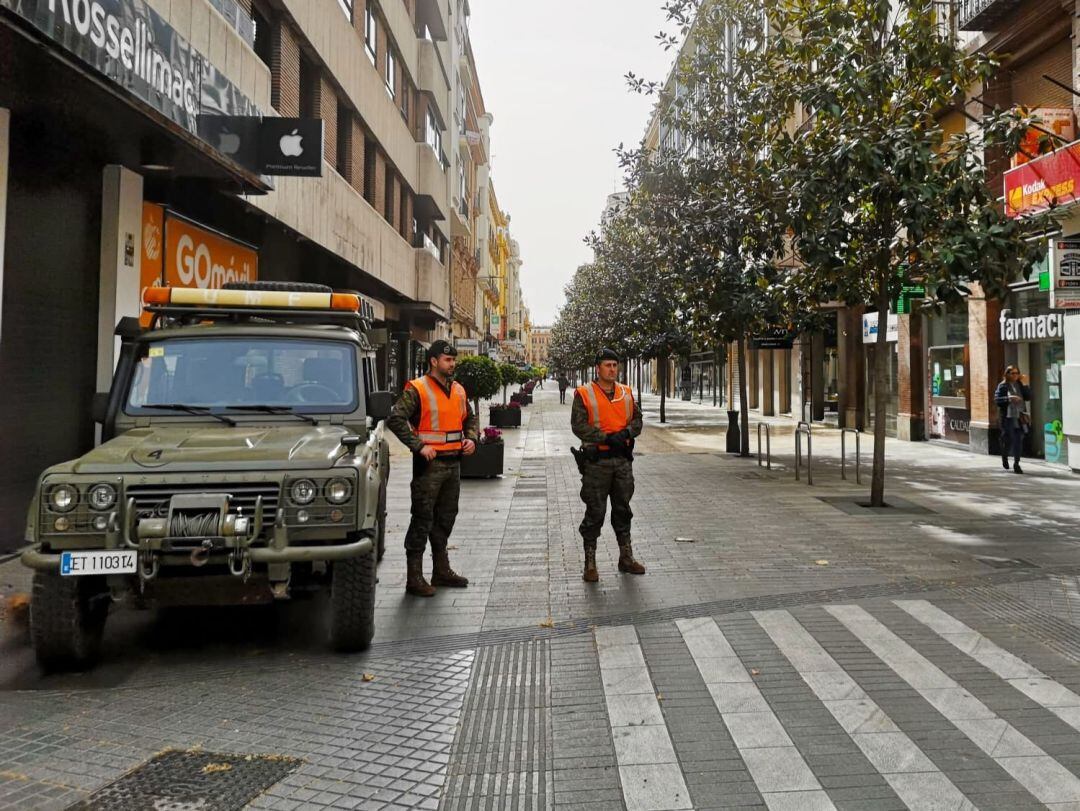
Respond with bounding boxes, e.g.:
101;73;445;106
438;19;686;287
426;340;458;361
595;348;621;364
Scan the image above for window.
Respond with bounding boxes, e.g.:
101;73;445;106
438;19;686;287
337;0;352;21
385;49;397;98
425;109;442;156
299;55;318;119
401;85;410;122
364;7;377;63
252;5;273;69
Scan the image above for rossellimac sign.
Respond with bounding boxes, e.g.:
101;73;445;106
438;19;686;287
999;308;1065;342
0;0;257;135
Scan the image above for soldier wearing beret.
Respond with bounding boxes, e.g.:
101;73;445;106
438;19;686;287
386;340;477;596
571;349;645;582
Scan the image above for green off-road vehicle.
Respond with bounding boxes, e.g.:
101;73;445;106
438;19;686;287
20;282;392;670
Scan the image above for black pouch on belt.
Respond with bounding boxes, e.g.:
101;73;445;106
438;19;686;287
570;446;586;475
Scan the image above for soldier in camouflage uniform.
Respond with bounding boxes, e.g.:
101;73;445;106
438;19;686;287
571;349;645;582
387;341;478;597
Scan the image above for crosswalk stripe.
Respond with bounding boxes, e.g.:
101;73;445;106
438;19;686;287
594;625;693;811
896;599;1080;734
754;609;974;811
827;604;1080;807
675;617;836;811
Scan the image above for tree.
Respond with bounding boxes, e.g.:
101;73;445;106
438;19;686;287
498;362;521;404
454;355;502;416
762;0;1053;505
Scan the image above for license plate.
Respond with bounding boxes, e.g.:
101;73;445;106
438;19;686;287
60;550;137;576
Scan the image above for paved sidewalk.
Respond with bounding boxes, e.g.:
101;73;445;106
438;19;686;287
2;389;1080;809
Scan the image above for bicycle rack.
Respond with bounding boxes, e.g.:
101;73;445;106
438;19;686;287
841;428;862;484
795;421;812;484
757;423;772;469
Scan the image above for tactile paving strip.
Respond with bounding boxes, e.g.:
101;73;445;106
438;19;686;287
65;749;301;811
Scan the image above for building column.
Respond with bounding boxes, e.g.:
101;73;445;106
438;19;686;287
0;108;8;350
837;306;865;429
760;350;775;416
896;311;926;441
967;283;1004;455
96;166;144;394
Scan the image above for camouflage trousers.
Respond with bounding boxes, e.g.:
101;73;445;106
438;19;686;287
404;457;461;554
578;457;634;547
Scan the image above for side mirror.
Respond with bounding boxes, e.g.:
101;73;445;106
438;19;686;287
91;392;109;425
366;390;394;422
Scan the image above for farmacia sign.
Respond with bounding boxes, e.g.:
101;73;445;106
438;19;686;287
1;0;256;134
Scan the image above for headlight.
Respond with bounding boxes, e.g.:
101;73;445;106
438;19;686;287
87;483;117;511
290;479;317;505
49;485;78;513
325;478;352;504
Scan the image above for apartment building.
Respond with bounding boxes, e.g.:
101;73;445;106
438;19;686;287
0;0;454;549
528;326;551;368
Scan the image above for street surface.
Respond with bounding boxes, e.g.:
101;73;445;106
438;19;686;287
3;388;1080;810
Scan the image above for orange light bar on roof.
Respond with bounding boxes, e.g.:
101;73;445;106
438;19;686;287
142;286;362;312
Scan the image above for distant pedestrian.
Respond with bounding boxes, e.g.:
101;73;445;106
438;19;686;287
558;373;569;404
571;349;645;582
386;340;477;596
994;365;1030;474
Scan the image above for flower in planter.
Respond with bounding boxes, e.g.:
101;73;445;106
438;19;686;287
481;427;503;445
507;401;521;409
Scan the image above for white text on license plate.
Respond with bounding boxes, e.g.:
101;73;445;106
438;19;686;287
60;550;137;576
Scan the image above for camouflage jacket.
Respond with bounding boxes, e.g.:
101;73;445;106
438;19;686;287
386;376;479;454
571;382;643;445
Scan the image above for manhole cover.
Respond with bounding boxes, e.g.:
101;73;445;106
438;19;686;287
67;749;302;811
973;555;1038;570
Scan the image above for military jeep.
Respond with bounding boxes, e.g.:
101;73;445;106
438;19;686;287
20;282;392;670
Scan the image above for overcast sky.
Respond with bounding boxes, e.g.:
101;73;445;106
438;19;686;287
467;0;675;326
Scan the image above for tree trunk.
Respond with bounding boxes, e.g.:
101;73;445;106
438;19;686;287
659;353;668;424
737;336;750;457
870;289;890;506
636;358;643;405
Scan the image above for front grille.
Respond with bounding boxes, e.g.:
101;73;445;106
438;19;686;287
125;482;281;527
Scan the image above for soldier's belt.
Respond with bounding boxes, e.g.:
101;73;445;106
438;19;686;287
418;431;464;444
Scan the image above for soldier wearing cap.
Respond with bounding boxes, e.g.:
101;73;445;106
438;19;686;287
571;348;645;582
386;340;478;597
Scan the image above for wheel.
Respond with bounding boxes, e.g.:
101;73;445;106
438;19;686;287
223;281;332;293
30;572;110;671
376;483;387;564
329;542;377;652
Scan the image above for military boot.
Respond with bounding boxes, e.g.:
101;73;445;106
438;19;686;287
431;546;469;588
405;552;436;597
583;543;599;583
617;541;646;575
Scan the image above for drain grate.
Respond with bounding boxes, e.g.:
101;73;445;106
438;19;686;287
66;749;302;811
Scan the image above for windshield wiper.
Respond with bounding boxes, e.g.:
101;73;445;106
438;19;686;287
228;405;320;426
142;403;238;427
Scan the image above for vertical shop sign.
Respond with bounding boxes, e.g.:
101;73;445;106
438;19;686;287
139;202;164;326
1050;237;1080;309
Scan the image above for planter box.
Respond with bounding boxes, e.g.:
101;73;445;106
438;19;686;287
460;442;504;479
489;407;521;428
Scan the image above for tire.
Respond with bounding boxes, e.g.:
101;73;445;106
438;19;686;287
329;542;377;652
30;572;110;671
223;281;332;294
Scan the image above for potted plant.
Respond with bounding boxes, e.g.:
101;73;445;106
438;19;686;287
455;354;502;421
461;427;504;479
498;362;521;405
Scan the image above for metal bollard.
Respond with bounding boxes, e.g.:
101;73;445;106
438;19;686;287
841;428;862;484
795;421;812;484
757;423;771;469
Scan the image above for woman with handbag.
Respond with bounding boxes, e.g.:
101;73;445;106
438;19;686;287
994;365;1031;474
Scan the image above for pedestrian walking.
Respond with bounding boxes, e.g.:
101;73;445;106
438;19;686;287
558;373;569;405
994;364;1030;474
386;340;477;596
571;349;645;582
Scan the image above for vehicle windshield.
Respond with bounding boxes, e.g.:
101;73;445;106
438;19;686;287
125;337;358;415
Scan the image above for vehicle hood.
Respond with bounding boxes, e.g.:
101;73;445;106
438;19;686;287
60;425;359;474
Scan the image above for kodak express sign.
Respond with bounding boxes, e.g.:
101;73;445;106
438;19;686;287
1004;139;1080;218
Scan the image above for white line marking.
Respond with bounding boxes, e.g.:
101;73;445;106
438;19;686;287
828;604;1080;806
675;617;836;810
754;609;973;811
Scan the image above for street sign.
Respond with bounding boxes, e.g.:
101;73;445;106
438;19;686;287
1050;237;1080;309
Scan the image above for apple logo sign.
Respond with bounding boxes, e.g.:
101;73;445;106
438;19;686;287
279;129;304;157
218;129;241;155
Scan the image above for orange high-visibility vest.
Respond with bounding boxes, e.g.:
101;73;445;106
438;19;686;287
409;375;468;452
577;382;634;450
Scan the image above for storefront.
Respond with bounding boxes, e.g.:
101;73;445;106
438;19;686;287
687;349;724;406
862;311;899;436
926;306;971;445
1000;287;1068;464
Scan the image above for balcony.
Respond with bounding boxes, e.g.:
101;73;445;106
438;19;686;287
451;195;470;238
412;249;450;322
415;143;449;222
956;0;1024;30
417;40;450;123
